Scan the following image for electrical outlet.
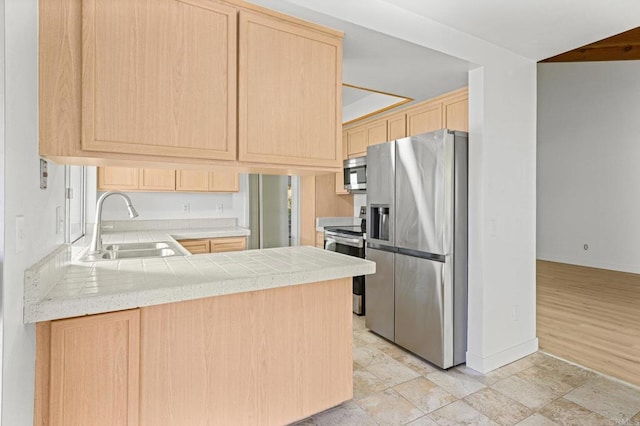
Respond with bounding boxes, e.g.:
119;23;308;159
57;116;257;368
216;203;223;213
40;159;48;189
183;203;190;214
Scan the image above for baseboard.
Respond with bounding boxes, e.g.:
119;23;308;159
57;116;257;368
465;338;539;374
536;253;640;275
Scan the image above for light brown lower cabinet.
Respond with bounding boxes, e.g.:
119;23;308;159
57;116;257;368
177;236;247;254
36;310;141;426
35;279;353;426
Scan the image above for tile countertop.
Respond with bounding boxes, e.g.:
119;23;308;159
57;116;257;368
24;227;375;323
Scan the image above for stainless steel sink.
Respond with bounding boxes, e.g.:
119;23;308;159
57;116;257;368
80;241;183;262
100;248;178;260
103;242;172;251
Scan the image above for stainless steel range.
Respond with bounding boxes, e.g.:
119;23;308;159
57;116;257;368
324;207;367;315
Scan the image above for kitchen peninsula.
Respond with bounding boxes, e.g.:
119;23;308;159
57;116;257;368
26;229;374;425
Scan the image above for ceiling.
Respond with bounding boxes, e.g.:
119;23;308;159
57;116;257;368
542;27;640;62
249;0;640;119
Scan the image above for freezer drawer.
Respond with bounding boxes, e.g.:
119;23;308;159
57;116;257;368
394;252;449;368
365;247;394;341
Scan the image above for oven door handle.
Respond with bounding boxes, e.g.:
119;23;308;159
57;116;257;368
325;233;363;248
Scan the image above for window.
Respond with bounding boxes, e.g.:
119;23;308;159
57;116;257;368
65;165;86;243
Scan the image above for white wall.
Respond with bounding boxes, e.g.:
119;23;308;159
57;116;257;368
3;0;67;424
538;61;640;274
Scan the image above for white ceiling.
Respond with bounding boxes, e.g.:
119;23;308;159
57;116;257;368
378;0;640;61
249;0;640;117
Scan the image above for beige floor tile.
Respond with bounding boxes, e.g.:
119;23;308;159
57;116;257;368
454;365;514;387
405;415;440;426
514;413;560;425
353;315;367;331
631;411;640;424
393;351;439;376
372;339;411;359
428;400;499;425
353;367;388;400
538;398;610;426
426;369;487;398
464;387;532;425
491;374;567;410
393;377;457;414
357;388;424;425
366;357;421;387
515;364;582;394
308;401;377;426
529;357;597;388
564;377;640;422
353;346;395;369
354;329;387;345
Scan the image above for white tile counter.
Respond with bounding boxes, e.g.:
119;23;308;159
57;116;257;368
25;241;374;324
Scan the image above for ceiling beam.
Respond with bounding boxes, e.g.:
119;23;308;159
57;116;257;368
541;27;640;62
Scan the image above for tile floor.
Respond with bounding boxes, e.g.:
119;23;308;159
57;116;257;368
293;315;640;426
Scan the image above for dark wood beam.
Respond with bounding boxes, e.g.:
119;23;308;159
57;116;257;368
541;27;640;62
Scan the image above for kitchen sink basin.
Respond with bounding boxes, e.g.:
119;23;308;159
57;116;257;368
103;241;172;251
80;241;183;262
100;248;178;260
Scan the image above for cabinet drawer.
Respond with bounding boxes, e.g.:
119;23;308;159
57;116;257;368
209;237;247;253
178;239;211;254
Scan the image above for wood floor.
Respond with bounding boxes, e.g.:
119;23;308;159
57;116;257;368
537;260;640;386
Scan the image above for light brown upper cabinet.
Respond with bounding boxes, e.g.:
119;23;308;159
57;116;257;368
40;0;343;174
406;101;443;136
82;0;237;160
366;121;389;147
346;121;388;158
176;170;239;193
443;92;469;132
98;167;238;192
139;169;177;191
347;127;367;158
387;114;407;140
98;167;175;192
238;11;342;168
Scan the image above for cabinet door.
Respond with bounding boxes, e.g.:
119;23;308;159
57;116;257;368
98;167;139;191
444;96;469;132
407;102;442;136
364;248;395;342
176;170;210;192
209;237;247;253
82;0;237;160
387;114;407;140
139;169;176;191
178;239;211;254
238;10;342;168
49;310;140;426
335;130;348;194
366;121;388;147
209;171;239;192
347;126;367;158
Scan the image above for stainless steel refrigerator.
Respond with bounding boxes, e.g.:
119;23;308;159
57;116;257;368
366;129;468;369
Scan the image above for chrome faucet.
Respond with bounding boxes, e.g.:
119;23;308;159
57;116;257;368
89;191;138;253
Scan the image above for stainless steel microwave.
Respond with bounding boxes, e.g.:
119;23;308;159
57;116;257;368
343;156;366;193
